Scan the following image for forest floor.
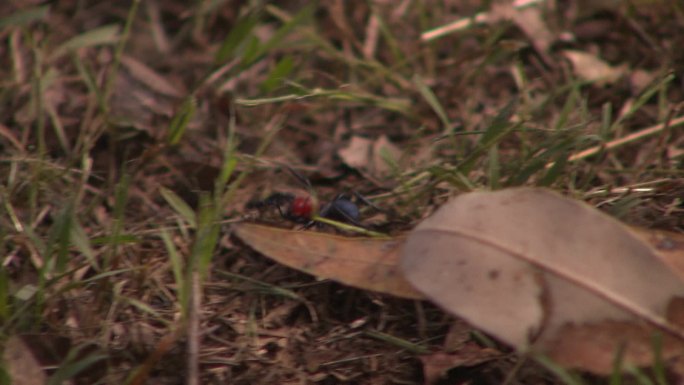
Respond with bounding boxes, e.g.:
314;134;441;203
1;1;684;384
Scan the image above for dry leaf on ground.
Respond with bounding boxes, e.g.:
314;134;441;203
490;1;556;58
338;136;372;170
232;223;424;300
400;187;684;373
338;135;402;178
562;50;627;85
420;345;502;385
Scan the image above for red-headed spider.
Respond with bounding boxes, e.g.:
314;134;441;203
247;191;366;227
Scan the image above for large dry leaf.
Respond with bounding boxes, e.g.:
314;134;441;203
232;223;424;300
628;228;684;281
400;187;684;372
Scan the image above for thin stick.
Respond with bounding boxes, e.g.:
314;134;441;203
421;0;544;41
546;114;684;168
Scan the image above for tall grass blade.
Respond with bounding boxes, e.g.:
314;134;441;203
613;73;674;128
192;194;221;280
413;74;451;132
458;100;518;173
0;5;50;28
161;229;187;316
167;96;196;145
70;219;100;271
242;4;315;68
0;269;8;321
215;9;261;64
160;187;197;228
261;55;295;92
50;25;120;59
105;172;130;269
47;345;107;385
535;355;585;385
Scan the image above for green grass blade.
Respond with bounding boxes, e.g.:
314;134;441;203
47;345;107;385
538;152;568;187
104;172;130;270
242;4;315;68
414;74;451;131
216;270;302;300
534;355;585;385
161;229;187;316
457;101;519;173
160;187;197;228
651;334;667;385
168;96;196;145
553;83;581;131
0;5;50;28
625;365;655;385
121;296;166;322
487;144;501;188
69;219;100;272
50;25;120;59
612;73;674;131
364;330;428;354
214;9;262;64
191;194;221;280
600;102;613;140
0;269;8;321
261;55;295;92
608;343;625;385
44;202;75;275
103;0;140;113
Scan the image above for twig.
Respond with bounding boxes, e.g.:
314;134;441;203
421;0;545;41
546;114;684;168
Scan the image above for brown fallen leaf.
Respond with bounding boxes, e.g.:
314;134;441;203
420;344;502;385
628;228;684;282
232;223;424;300
562;50;627;86
400;187;684;373
338;136;372;170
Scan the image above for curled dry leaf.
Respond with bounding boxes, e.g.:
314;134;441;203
338;135;402;178
232;223;424;300
490;1;556;61
420;345;502;385
562;50;627;86
338;136;372;170
400;187;684;373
